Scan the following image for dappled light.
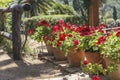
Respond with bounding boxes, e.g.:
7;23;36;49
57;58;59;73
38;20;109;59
0;0;120;80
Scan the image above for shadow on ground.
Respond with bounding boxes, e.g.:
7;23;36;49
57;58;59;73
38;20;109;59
0;52;67;80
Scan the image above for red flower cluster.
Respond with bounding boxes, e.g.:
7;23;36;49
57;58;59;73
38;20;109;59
58;20;67;27
96;36;106;45
79;25;94;36
57;40;62;46
43;35;53;41
27;29;34;35
83;58;88;65
52;25;61;32
116;31;120;37
37;20;49;27
67;34;72;37
92;75;100;80
59;33;66;41
73;39;79;45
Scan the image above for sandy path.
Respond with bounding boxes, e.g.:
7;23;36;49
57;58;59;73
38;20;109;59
0;48;67;80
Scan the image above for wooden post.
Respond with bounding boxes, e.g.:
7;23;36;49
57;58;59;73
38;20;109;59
11;4;23;60
11;4;31;60
0;4;31;60
89;0;99;26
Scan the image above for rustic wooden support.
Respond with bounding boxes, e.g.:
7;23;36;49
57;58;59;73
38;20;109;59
0;4;31;60
88;0;99;26
0;31;12;40
11;4;23;60
11;3;31;60
0;7;11;13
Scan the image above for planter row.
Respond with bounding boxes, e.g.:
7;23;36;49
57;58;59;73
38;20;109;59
46;44;120;80
46;44;103;66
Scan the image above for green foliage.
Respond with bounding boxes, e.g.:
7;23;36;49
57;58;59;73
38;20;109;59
23;15;85;30
0;37;12;53
0;0;12;7
73;0;89;24
81;62;108;75
99;32;120;62
19;0;75;17
0;35;4;43
32;26;52;42
51;2;75;15
100;0;120;22
113;6;117;21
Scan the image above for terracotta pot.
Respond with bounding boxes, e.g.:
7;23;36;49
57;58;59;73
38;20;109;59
104;57;120;80
82;52;103;64
53;48;67;61
67;50;103;66
45;43;54;55
44;40;54;55
67;50;84;66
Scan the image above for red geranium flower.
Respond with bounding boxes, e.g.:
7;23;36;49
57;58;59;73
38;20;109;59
57;40;62;46
73;39;79;45
67;34;72;37
43;35;47;40
99;24;106;28
27;29;34;35
58;20;64;24
92;75;100;80
47;36;53;41
106;32;111;37
83;58;88;65
58;20;67;27
59;33;66;41
98;29;104;33
37;20;49;27
116;31;120;37
90;27;96;33
96;36;106;45
52;25;61;32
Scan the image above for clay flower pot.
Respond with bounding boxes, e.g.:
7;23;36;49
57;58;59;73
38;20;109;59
67;50;83;66
53;48;67;61
44;39;54;55
67;50;103;67
82;52;103;64
104;57;120;80
45;43;54;55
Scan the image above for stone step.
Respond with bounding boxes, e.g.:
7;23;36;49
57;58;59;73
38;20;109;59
34;73;91;80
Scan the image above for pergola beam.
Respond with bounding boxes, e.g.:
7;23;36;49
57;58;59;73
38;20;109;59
89;0;99;26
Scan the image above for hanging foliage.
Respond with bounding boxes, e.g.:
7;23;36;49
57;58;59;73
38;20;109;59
73;0;89;24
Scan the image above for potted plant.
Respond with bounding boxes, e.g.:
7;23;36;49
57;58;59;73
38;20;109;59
32;20;54;55
81;58;107;80
50;20;87;65
51;20;105;66
81;24;108;66
96;29;120;80
80;25;120;80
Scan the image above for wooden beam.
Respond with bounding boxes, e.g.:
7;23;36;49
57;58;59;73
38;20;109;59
0;31;12;40
0;8;11;13
89;0;99;26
